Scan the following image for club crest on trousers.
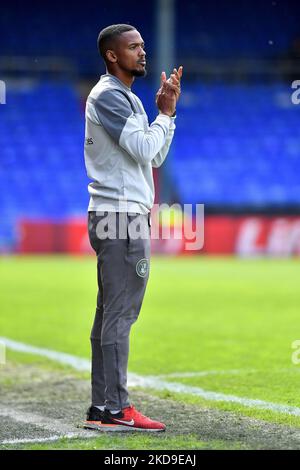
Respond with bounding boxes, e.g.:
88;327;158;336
136;258;149;278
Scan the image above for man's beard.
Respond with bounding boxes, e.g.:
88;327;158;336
131;68;147;77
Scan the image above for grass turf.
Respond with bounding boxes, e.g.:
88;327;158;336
1;255;300;427
5;435;243;451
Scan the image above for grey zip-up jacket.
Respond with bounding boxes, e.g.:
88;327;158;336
84;73;176;214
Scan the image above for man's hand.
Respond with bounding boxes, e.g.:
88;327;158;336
167;66;183;101
156;66;183;116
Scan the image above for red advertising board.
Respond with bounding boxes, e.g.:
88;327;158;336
18;216;300;256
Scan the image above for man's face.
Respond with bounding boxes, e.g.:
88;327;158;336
113;30;147;77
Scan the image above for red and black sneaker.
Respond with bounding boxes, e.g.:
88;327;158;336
91;405;166;432
83;405;105;431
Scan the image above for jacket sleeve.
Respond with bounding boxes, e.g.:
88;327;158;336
89;89;172;165
151;117;176;168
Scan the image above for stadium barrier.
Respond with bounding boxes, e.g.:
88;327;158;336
18;216;300;256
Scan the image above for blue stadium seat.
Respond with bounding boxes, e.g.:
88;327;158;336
1;80;300;249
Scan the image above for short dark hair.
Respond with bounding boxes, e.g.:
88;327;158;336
97;24;136;62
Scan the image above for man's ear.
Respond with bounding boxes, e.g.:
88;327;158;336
106;50;117;63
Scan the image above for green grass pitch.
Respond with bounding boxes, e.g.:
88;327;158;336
1;254;300;448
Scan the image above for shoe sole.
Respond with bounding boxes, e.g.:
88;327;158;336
84;421;166;433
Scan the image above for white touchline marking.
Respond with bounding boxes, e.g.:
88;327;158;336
2;336;300;418
0;337;90;371
128;374;300;417
157;368;300;378
2;434;93;445
156;370;253;378
0;405;95;439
